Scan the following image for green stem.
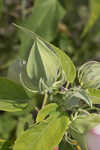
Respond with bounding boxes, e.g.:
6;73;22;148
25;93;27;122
42;92;48;109
34;106;40;112
66;81;69;88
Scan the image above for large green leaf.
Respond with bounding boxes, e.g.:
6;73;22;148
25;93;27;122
19;0;65;59
0;78;29;112
14;112;69;150
83;0;100;35
36;103;59;122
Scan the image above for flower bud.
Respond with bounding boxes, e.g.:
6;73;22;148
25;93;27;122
78;61;100;89
20;39;64;92
69;114;100;150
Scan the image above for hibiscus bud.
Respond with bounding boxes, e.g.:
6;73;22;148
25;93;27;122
20;38;64;92
69;114;100;150
78;61;100;89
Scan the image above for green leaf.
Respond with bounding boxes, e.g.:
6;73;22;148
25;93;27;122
78;61;100;89
51;45;76;83
83;0;100;35
14;112;69;150
36;103;59;122
0;78;29;112
88;88;100;104
22;0;65;41
19;0;65;59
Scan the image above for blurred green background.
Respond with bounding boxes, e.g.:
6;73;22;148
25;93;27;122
0;0;100;144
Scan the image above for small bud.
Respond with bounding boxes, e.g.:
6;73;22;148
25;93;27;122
20;38;65;92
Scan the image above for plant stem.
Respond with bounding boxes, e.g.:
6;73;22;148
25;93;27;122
66;81;69;88
76;145;82;150
42;92;48;108
34;106;40;112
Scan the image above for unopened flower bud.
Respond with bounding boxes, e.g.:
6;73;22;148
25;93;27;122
20;39;64;92
78;61;100;89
